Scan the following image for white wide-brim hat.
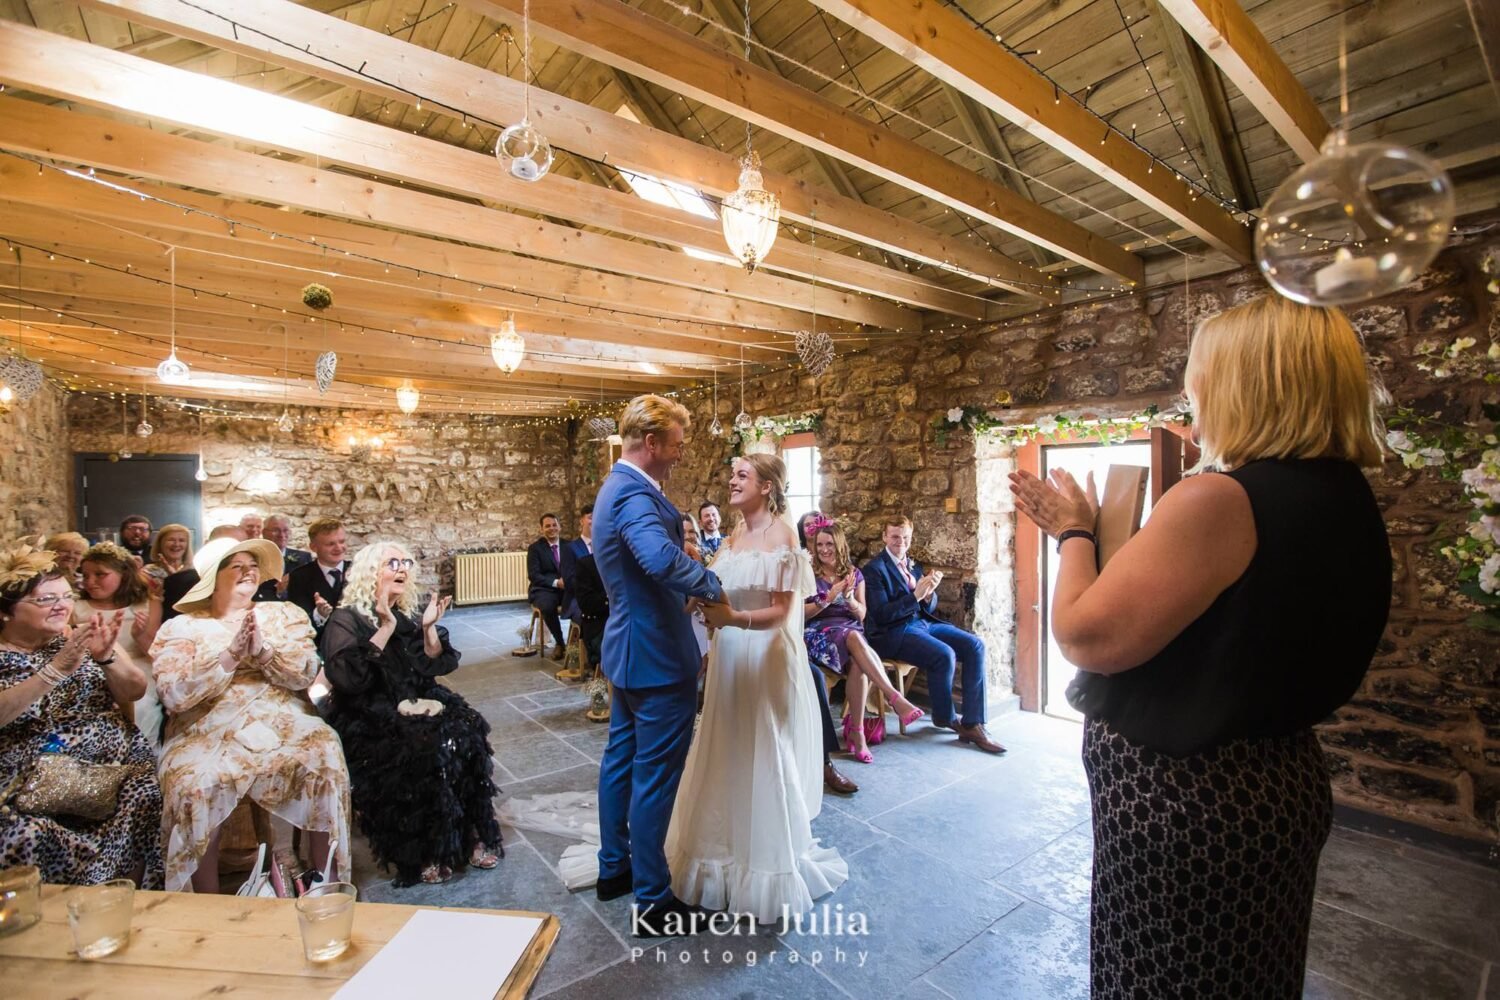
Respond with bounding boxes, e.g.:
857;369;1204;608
173;537;284;613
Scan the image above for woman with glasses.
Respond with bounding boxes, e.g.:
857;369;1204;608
149;537;351;893
320;541;502;886
0;545;164;887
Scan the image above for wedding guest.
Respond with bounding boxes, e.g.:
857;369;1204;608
560;505;593;619
792;509;859;794
1010;295;1391;999
321;541;502;886
119;515;152;561
76;543;165;751
697;502;724;559
286;518;349;632
681;517;710;660
526;513;568;659
0;545;163;887
238;513;264;540
147;524;193;577
572;540;609;670
161;525;246;624
257;514;311;601
43;532;88;589
795;510;822;550
150;536;351;893
863;516;1005;755
804;518;924;763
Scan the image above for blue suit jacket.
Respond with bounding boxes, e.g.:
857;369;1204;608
560;537;590;618
861;549;940;640
593;463;722;689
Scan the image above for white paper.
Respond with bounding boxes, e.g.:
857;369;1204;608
335;908;544;1000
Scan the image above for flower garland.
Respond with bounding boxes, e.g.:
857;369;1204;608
728;412;822;457
932;403;1187;447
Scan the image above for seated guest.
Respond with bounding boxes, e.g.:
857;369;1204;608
76;543;165;751
863;516;1005;755
526;513;568;660
795;510;822;550
560;505;594;619
804;518;924;763
572;538;609;669
161;525;247;624
1010;296;1392;998
321;541;502;886
150;537;351;893
0;545;163;887
697;502;724;559
256;514;311;601
286;518;349;632
238;513;264;540
147;524;192;578
791;509;858;795
119;515;152;562
43;532;89;590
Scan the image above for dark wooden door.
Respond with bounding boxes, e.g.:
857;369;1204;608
74;453;202;544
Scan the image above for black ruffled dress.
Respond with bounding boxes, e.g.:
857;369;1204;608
321;607;501;886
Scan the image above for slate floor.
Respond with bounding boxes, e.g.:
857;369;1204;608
339;604;1500;1000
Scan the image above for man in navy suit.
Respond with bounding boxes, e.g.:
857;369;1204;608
863;515;1006;755
560;503;594;620
592;394;723;937
255;514;312;601
527;513;570;660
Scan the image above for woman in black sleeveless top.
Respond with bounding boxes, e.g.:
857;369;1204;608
1011;295;1391;999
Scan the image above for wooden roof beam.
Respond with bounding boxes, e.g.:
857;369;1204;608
1152;0;1331;163
940;85;1051;268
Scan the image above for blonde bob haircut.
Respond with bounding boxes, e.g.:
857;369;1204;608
619;394;691;445
1184;295;1385;472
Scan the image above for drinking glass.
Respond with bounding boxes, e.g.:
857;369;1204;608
66;879;134;958
295;882;357;962
0;865;41;937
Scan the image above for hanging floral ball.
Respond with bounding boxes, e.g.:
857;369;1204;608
301;283;334;311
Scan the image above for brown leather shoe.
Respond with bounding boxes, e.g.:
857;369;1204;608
823;761;859;795
954;723;1007;755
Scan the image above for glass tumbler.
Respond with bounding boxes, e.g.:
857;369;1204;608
66;879;135;958
295;882;357;962
0;865;42;937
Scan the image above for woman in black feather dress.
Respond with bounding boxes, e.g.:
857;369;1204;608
320;541;502;886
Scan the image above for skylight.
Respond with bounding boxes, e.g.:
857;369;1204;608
614;104;730;264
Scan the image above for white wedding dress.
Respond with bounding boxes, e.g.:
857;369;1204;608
504;544;846;923
665;544;847;923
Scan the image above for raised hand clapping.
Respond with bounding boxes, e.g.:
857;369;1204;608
421;593;452;628
86;610;125;662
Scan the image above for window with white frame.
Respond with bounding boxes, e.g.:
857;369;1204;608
781;432;822;520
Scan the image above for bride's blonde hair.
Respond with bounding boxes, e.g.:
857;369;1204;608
736;454;788;516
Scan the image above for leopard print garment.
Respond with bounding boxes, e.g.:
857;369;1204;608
1083;717;1331;1000
0;641;165;888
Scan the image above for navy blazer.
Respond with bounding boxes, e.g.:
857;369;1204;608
527;537;568;604
560;537;590;617
861;549;940;639
592;462;721;689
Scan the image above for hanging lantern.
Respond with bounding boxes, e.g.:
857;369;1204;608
709;414;724;437
587;416;617;440
276;408;295;433
135;419;153;438
795;330;835;377
496;121;554;183
0;356;43;401
1255;130;1454;306
721;152;780;272
119;443;132;460
156;348;190;385
194;457;208;482
396;380;420;414
315;351;338;394
734;410;753;432
490;316;526;374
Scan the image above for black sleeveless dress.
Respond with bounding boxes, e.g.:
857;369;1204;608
1071;458;1390;999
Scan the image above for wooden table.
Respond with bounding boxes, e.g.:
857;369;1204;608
0;886;559;998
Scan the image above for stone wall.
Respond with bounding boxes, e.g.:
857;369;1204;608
66;397;579;592
0;379;71;542
662;224;1500;842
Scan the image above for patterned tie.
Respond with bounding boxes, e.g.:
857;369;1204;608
896;557;916;592
551;543;560;569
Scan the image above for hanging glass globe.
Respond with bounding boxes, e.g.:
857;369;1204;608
1255;130;1455;306
734;410;753;431
709;414;724;437
120;443;132;460
721;151;780;272
194;460;207;482
276;408;295;433
156;348;190;385
496;121;554;183
396;380;420;414
135;419;153;439
491;317;526;374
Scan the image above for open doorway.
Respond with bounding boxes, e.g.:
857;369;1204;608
1038;442;1153;721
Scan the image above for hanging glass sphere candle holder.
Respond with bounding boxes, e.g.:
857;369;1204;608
496;121;554;183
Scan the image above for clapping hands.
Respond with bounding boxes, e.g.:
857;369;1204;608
85;610;124;663
421;593;452;628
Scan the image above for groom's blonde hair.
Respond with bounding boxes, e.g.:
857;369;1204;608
619;394;691;444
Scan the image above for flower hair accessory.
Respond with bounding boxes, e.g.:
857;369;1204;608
0;546;58;596
804;515;836;536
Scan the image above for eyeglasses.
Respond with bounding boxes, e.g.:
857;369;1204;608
20;594;75;607
384;558;415;572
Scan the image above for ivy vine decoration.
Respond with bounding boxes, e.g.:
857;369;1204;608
932;403;1185;447
727;411;822;459
301;283;334;311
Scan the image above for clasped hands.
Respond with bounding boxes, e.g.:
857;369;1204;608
226;611;272;669
685;593;740;631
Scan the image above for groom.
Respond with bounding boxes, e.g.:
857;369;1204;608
592;394;724;937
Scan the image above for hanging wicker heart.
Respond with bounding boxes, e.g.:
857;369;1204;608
587;416;617;440
0;355;44;401
315;351;338;394
795;330;835;377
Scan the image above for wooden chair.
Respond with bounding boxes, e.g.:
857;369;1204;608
556;621;588;682
511;605;546;657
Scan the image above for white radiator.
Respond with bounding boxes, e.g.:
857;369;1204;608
454;551;529;606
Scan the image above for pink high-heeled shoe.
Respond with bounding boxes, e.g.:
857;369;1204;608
896;702;926;729
852;744;874;764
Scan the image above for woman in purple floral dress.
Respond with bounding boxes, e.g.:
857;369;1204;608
802;519;924;762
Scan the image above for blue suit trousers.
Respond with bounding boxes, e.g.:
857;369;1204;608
871;620;987;727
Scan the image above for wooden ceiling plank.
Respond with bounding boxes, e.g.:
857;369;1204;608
940;85;1051;268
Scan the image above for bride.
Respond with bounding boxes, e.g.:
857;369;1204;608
673;454;847;923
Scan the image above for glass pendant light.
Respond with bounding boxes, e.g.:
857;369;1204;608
491;314;526;374
156;248;191;385
495;0;554;183
396;380;420;414
709;369;724;437
719;0;779;271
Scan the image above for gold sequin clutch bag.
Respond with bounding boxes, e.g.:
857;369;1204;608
14;754;127;821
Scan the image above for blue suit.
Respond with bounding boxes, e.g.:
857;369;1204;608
592;462;722;905
862;549;987;727
560;537;590;619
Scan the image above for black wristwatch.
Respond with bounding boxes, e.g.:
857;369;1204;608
1057;529;1097;553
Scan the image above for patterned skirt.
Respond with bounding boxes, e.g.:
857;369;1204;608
1083;717;1331;1000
